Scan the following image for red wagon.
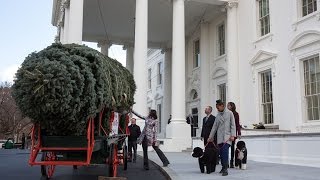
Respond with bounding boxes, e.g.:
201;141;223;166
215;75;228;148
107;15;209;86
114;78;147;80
28;110;130;179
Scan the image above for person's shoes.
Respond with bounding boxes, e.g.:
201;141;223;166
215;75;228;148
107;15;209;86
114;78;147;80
221;165;228;176
219;168;224;173
222;170;228;176
128;159;132;162
133;159;136;163
144;166;149;170
230;160;234;168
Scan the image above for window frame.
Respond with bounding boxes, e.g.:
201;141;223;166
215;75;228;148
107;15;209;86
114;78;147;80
148;68;152;89
260;70;274;124
302;54;320;121
258;0;270;37
302;0;318;17
217;23;225;56
157;62;162;85
193;39;200;68
218;83;227;104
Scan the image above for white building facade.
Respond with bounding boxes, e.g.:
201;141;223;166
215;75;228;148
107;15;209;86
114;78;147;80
52;0;320;166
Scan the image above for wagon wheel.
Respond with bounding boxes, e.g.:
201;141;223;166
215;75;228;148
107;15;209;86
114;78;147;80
41;152;56;179
123;143;128;170
108;144;118;177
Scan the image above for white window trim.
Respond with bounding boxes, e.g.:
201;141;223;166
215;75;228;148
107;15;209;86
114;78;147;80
292;0;320;31
255;0;272;40
193;39;200;69
212;67;227;114
259;69;274;124
298;52;320;122
289;30;320;130
217;22;226;57
251;50;277;125
217;83;227;104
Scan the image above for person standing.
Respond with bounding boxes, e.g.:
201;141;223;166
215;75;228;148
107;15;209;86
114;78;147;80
227;102;242;168
132;109;170;170
208;100;236;176
200;106;216;146
128;118;141;163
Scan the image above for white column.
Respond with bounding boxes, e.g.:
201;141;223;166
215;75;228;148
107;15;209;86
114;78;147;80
167;0;191;143
200;22;210;120
133;0;148;118
125;46;134;74
67;0;83;44
163;49;172;138
98;41;110;56
226;1;240;106
171;0;186;124
63;4;70;44
60;25;65;43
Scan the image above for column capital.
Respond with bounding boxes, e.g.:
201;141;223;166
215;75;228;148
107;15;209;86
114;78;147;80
161;48;172;54
97;40;112;48
225;1;238;9
63;0;70;9
122;43;134;50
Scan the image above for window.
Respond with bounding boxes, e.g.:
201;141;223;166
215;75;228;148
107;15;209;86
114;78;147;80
157;104;162;133
157;62;162;85
218;83;226;104
302;0;317;16
194;40;200;68
261;70;273;124
259;0;270;36
218;24;225;56
148;68;151;89
303;55;320;120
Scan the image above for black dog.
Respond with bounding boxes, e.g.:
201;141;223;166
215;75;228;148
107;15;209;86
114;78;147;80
235;140;247;170
192;143;218;174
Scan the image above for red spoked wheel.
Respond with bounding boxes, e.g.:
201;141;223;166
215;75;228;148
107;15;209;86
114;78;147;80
108;144;118;177
41;152;56;179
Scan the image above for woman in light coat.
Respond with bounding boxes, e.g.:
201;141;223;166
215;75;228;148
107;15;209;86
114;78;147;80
132;109;170;170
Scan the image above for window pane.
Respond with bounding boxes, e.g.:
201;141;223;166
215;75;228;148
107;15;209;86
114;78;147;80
261;70;273;124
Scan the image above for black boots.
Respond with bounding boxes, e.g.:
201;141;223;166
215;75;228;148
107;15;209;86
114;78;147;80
230;159;235;168
219;165;228;176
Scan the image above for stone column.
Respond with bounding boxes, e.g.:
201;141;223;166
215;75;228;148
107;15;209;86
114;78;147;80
133;0;148;122
125;46;134;74
67;0;83;44
166;0;191;151
98;41;111;56
200;22;210;120
226;1;240;106
163;49;172;138
62;1;70;44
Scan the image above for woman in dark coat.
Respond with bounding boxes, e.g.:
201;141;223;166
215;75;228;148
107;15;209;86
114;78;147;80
227;102;242;168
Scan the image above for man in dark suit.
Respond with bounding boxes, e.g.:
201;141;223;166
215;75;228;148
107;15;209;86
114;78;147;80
201;106;216;146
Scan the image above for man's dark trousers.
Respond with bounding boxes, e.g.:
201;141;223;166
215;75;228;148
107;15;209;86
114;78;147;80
128;140;137;162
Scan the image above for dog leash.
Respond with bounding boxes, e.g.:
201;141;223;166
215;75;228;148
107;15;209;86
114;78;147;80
205;140;229;150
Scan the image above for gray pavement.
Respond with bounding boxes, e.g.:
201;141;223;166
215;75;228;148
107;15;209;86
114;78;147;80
140;151;320;180
0;149;166;180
